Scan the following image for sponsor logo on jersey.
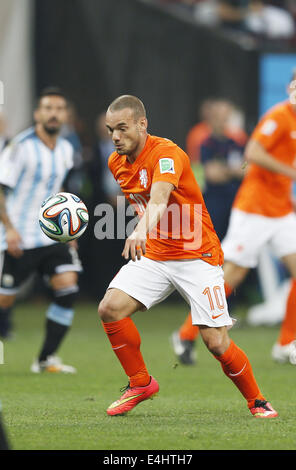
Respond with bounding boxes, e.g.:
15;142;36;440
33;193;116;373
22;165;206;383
159;158;175;174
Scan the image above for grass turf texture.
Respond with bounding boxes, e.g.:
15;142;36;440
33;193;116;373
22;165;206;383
1;300;295;450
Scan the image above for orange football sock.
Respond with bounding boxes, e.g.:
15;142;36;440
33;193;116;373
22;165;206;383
224;282;233;298
215;339;265;409
278;279;296;346
179;313;199;341
102;317;150;388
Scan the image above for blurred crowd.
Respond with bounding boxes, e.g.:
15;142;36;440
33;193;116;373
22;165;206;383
143;0;296;40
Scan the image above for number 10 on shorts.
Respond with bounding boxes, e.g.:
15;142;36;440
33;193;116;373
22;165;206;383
203;286;225;311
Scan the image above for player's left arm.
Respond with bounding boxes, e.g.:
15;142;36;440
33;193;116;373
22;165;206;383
122;181;174;261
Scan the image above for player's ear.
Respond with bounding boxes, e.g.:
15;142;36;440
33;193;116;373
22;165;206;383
139;117;148;131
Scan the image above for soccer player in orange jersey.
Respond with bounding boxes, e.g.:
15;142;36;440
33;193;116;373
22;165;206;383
98;94;277;418
174;74;296;367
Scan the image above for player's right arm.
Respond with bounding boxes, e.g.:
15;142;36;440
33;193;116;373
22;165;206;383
245;139;296;180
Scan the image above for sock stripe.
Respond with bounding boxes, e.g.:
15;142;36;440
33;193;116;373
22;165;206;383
229;362;247;377
46;303;74;326
112;344;127;350
54;285;79;297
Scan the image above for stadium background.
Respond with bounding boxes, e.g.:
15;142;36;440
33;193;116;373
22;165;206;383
2;0;296;452
1;0;296;306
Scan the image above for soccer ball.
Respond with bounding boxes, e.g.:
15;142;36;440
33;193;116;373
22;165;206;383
39;192;89;243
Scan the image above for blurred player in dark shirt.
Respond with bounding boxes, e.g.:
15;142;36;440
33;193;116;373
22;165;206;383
201;99;245;241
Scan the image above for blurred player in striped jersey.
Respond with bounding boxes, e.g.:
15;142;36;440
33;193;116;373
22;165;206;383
0;87;82;373
98;95;277;418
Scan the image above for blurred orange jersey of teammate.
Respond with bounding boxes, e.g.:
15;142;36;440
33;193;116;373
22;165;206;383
233;100;296;217
108;134;223;265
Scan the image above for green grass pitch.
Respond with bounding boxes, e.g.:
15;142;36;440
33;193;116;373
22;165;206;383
1;299;295;450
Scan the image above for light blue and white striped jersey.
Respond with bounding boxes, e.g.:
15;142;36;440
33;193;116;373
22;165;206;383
0;127;74;249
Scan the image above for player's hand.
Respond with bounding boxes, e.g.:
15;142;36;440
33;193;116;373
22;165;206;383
122;231;146;261
6;227;23;258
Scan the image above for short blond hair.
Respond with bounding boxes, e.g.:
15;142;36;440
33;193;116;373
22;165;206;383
108;95;146;120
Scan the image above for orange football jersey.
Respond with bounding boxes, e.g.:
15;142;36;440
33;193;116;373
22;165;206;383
108;134;223;265
234;101;296;217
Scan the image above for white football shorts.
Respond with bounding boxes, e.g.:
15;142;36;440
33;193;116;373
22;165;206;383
222;209;296;268
108;256;233;328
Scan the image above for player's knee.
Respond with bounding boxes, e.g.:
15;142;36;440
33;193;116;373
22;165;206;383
50;272;78;291
204;337;224;356
98;298;121;323
0;294;15;309
98;289;138;322
202;330;230;356
53;284;79;309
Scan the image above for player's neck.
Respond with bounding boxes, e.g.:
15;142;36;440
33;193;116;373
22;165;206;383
35;124;59;150
126;134;148;164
